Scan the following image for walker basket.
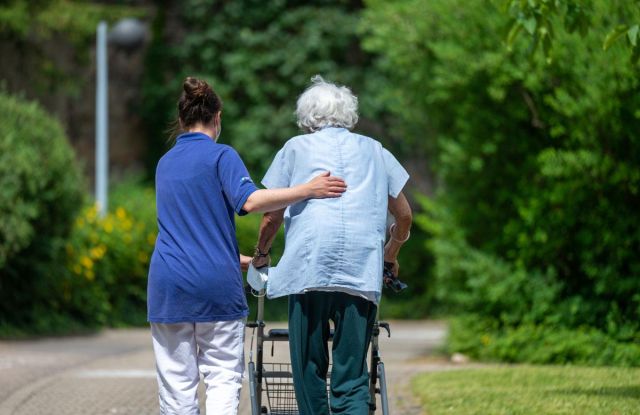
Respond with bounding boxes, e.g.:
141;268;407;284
261;362;331;415
262;363;297;414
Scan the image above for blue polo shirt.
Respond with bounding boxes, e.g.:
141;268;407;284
147;132;258;323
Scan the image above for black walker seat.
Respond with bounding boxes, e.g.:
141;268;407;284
265;328;335;341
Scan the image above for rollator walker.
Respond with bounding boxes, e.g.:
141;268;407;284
246;262;407;415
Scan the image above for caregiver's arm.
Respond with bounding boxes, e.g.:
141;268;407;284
242;171;346;213
384;191;412;276
252;209;285;268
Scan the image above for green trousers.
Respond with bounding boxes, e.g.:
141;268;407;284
288;291;377;415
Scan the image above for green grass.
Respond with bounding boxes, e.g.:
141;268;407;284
412;365;640;415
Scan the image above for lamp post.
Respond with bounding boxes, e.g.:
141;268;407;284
95;18;146;217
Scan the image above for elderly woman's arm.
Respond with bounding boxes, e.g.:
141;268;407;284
384;191;412;276
252;209;285;268
242;172;346;213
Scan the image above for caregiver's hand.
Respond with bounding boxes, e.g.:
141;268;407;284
305;171;347;198
243;172;347;213
240;254;252;272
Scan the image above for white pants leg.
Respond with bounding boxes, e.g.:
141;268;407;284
151;322;200;415
151;319;245;415
196;319;245;415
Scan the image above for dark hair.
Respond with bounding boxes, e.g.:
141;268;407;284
170;77;222;139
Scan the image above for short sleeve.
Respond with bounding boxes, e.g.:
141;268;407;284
382;148;409;198
261;146;291;189
217;148;259;216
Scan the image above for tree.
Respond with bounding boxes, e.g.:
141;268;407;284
0;92;84;332
500;0;640;63
0;0;144;94
362;0;640;355
140;0;386;177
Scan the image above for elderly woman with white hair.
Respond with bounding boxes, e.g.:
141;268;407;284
252;75;412;415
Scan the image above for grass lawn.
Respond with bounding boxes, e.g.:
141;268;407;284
412;365;640;415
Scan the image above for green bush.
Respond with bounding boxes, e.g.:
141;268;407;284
63;181;157;327
364;0;640;362
449;315;640;367
0;92;84;335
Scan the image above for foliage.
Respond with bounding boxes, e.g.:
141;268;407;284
140;0;387;178
64;182;157;327
449;315;640;366
417;197;562;325
363;0;640;362
0;0;145;96
0;0;144;44
0;91;84;335
0;178;157;336
500;0;640;63
412;365;640;414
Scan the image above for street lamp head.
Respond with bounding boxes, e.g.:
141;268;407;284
109;18;146;51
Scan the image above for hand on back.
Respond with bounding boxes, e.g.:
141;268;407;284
306;171;347;198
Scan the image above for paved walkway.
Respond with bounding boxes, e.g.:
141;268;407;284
0;321;449;414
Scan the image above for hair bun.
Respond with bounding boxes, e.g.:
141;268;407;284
183;76;210;99
176;76;222;132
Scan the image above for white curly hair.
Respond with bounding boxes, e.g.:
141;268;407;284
295;75;359;133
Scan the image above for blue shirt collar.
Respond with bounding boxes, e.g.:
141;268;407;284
176;131;213;142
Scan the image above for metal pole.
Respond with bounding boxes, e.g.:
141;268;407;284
96;21;109;217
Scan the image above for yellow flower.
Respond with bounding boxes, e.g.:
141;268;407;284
85;269;95;281
73;264;82;275
116;207;127;219
147;233;157;246
76;217;85;227
138;251;150;263
123;219;133;231
80;256;94;269
481;334;491;346
104;222;114;233
65;244;74;255
90;246;105;259
86;206;97;222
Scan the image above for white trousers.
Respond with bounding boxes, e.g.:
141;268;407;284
150;319;245;415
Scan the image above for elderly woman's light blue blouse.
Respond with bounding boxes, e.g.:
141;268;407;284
262;127;409;304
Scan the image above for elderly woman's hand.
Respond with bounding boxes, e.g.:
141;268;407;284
252;254;270;269
386;259;399;277
305;171;347;198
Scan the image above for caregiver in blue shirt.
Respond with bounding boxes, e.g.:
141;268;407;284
253;75;413;415
147;77;347;415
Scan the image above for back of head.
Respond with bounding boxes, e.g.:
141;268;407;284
295;75;359;133
177;77;222;130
